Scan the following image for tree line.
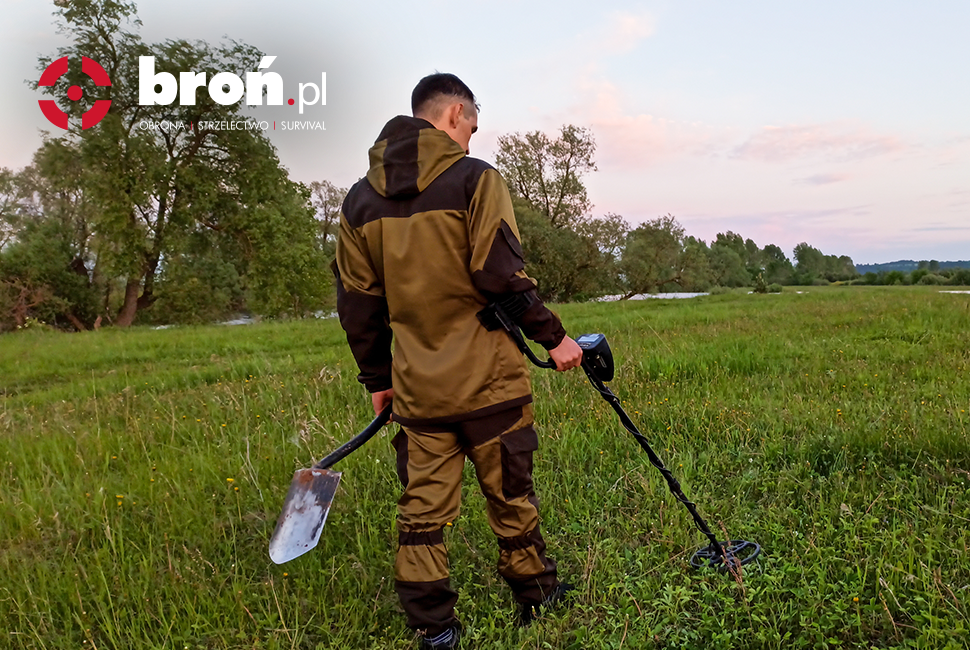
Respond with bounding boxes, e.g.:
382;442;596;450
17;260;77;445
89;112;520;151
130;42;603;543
9;1;956;333
492;125;861;302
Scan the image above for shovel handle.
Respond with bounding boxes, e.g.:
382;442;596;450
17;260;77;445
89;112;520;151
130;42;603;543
313;404;393;470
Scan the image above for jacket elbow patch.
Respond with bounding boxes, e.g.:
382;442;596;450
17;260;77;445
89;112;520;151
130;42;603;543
474;222;533;296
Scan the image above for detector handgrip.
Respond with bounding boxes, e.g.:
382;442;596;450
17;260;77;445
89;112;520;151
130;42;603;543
576;333;614;382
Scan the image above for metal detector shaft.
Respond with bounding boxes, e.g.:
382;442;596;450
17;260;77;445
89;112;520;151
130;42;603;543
579;361;727;563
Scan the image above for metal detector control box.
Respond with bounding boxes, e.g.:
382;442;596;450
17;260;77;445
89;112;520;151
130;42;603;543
576;333;614;382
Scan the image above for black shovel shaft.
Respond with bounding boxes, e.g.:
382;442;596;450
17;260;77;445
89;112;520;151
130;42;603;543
313;404;393;470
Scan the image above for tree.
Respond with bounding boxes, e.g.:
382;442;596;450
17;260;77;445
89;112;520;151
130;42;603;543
0;169;22;250
762;244;793;285
792;243;857;284
495;125;596;228
618;214;709;297
309;180;348;257
793;242;826;284
0;142;103;331
707;245;749;287
573;212;628;295
515;202;604;302
34;0;329;326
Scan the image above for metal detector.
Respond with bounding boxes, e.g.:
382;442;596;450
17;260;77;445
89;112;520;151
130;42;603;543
479;303;762;572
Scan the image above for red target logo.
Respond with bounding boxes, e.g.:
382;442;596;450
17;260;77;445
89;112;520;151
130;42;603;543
37;56;112;130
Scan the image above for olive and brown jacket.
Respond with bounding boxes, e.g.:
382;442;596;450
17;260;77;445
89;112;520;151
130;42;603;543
334;115;565;425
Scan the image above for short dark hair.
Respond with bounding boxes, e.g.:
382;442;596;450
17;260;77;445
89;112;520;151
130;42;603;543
411;73;478;118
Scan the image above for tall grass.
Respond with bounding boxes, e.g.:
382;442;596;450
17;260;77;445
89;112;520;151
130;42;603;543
2;286;969;649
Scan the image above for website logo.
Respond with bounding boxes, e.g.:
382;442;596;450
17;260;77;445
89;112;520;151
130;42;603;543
138;56;325;114
37;56;113;130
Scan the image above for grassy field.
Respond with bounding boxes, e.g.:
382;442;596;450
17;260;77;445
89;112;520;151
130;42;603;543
2;286;969;649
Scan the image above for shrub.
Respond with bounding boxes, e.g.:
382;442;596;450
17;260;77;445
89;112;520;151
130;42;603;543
948;268;970;286
768;283;783;293
884;270;906;285
753;272;768;294
918;273;946;285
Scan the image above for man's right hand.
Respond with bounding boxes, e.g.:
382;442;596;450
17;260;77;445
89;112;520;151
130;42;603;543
371;388;394;417
549;336;583;372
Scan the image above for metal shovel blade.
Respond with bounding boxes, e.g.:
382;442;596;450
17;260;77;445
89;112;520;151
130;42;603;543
268;468;342;564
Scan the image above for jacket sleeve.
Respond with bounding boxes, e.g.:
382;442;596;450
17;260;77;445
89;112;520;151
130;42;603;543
333;213;393;392
467;168;566;350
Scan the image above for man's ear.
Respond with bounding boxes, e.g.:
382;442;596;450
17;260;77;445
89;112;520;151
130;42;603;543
446;102;463;128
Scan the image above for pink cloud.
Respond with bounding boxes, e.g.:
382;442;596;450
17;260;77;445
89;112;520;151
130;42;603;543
567;79;730;169
733;123;906;163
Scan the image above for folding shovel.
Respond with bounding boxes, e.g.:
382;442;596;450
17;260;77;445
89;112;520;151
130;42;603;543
268;404;392;564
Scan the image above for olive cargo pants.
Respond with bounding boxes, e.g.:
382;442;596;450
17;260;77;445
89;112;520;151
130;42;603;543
391;403;558;635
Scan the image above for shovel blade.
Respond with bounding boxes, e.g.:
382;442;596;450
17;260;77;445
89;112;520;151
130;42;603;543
269;468;341;564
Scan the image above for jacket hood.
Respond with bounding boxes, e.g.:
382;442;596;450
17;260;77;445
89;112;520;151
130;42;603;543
366;116;466;198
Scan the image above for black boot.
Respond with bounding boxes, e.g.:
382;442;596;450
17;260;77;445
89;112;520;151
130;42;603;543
519;582;575;627
419;622;462;649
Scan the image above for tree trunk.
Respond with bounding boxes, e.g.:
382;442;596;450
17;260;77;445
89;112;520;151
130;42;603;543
66;312;88;332
115;277;141;327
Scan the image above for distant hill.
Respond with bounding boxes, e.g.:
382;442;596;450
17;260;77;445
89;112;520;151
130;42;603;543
855;260;970;274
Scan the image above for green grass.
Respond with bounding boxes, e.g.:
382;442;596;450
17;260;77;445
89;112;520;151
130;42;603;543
2;286;969;649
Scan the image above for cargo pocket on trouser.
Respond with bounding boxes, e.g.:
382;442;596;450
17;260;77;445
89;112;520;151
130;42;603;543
501;425;539;500
391;428;408;487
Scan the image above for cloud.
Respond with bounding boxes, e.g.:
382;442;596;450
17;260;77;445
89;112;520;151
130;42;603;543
732;123;905;163
563;77;730;169
796;173;851;186
909;223;970;233
595;10;656;54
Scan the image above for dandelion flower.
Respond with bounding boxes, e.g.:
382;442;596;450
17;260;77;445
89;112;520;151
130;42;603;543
226;478;234;483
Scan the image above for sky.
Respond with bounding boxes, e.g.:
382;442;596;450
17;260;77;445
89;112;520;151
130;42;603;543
2;0;969;264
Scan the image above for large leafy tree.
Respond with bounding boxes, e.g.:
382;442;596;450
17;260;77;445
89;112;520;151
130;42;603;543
618;215;710;298
515;202;621;302
495;125;596;228
762;244;794;285
32;0;328;326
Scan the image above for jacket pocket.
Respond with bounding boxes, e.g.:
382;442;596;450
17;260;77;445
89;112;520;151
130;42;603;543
501;425;538;499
